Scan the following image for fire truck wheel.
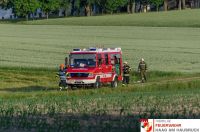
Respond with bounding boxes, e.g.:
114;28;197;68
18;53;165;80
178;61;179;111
111;77;118;88
93;77;101;89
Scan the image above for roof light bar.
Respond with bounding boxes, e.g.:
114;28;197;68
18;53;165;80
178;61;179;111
73;48;81;51
89;47;96;51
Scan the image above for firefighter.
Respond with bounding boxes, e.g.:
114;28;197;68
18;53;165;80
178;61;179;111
138;58;148;83
57;64;68;90
122;61;131;86
114;56;120;75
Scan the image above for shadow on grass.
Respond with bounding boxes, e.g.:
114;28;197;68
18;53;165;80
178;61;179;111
0;112;200;132
0;16;69;25
0;85;102;92
0;86;57;92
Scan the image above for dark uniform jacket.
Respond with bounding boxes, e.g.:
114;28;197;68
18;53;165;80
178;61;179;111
123;64;131;76
58;69;66;81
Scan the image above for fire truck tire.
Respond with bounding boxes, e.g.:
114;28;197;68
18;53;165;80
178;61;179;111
93;77;101;88
111;77;118;88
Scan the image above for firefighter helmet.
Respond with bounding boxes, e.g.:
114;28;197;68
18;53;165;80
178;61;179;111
60;64;65;69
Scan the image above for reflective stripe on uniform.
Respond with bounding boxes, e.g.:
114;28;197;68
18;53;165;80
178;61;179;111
124;74;130;76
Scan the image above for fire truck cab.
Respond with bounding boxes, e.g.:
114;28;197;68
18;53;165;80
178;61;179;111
66;47;123;88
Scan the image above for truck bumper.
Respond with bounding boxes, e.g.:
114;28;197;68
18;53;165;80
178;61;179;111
67;79;96;85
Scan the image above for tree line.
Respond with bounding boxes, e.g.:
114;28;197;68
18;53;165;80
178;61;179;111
0;0;188;20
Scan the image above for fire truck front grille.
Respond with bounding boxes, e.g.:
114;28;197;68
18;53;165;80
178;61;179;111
70;73;89;77
75;81;84;84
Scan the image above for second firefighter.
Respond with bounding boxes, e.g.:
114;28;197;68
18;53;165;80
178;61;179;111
122;61;131;86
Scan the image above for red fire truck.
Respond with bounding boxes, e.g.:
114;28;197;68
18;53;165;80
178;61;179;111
66;47;123;89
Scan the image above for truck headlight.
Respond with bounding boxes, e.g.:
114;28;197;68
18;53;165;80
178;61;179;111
67;73;71;78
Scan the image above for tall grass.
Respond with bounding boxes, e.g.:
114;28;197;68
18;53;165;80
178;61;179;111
0;67;200;96
0;67;200;130
0;25;200;72
1;67;199;92
0;85;200;131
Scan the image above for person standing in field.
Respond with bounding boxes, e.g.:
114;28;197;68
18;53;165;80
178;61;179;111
57;64;68;90
138;58;148;83
122;61;131;86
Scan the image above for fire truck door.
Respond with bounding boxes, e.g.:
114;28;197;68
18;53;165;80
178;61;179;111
103;54;112;82
97;54;104;82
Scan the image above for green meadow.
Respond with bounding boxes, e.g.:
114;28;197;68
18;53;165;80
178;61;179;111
0;25;200;72
0;9;200;131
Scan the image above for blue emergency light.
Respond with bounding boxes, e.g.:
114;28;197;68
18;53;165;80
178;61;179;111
89;47;96;51
73;48;81;51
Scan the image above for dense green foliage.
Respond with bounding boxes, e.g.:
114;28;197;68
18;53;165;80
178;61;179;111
60;0;71;16
13;0;40;20
39;0;60;19
0;0;198;20
150;0;164;11
0;0;135;19
105;0;127;14
1;9;199;27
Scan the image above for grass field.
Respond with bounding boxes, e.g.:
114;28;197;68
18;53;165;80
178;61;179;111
0;24;200;72
1;9;200;131
0;67;200;131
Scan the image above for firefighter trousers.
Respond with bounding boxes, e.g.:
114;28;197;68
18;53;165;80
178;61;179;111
59;80;67;87
140;71;147;82
123;75;130;84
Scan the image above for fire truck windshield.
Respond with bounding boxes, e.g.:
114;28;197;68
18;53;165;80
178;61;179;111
70;54;96;68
